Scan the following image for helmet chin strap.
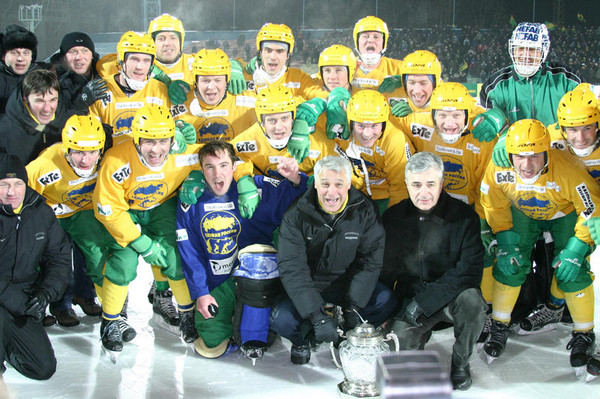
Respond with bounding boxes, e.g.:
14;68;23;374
68;158;99;178
359;52;382;67
569;135;600;158
136;145;168;171
266;135;290;150
121;63;150;91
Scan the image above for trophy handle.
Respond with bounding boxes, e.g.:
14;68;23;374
385;331;400;352
330;342;343;370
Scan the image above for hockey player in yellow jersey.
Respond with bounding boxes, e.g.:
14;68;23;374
480;119;600;370
336;89;413;214
147;14;194;84
89;31;172;146
92;105;201;357
171;48;257;143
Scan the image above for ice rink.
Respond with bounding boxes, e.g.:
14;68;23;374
3;255;600;399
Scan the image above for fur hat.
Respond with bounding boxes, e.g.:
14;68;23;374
0;24;38;61
0;153;27;184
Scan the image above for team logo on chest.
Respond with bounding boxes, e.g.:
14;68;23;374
62;181;96;209
200;211;241;255
130;181;169;208
441;155;467;191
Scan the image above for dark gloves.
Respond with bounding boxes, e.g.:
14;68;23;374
310;307;340;343
402;299;424;327
24;289;50;322
343;307;362;332
79;77;109;106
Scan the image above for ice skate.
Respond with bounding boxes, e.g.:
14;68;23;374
147;281;156;304
119;297;136;342
518;303;564;335
484;319;510;364
152;289;180;326
567;331;595;369
100;319;123;363
585;355;600;383
179;310;198;344
477;314;492;352
241;341;267;366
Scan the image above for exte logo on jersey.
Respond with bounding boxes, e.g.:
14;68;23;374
112;164;131;183
170;103;188;118
576;182;596;218
495;171;515;184
235;141;257;153
410;123;434;141
37;169;62;186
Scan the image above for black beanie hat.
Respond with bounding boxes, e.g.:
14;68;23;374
0;153;28;184
0;24;38;61
60;32;95;55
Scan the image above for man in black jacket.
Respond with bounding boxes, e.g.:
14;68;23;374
272;156;396;365
381;152;486;391
0;153;71;380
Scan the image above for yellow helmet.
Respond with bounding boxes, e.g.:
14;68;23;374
347;89;389;125
400;50;442;87
131;105;175;145
117;31;156;65
430;82;475;113
353;16;389;53
193;48;231;82
255;85;296;122
256;23;295;55
62;115;105;156
147;13;185;49
318;45;358;83
557;89;600;128
505;119;550;155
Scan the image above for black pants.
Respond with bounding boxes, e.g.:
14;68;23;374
0;307;56;380
392;288;487;367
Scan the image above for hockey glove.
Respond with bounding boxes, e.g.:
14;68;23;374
237;175;260;219
378;75;403;93
553;236;590;283
495;230;526;276
24;289;50;322
245;56;259;75
150;65;172;86
343;307;362;332
326;87;351;139
310;307;340;344
585;217;600;245
130;235;168;268
480;219;496;257
296;97;327;127
472;108;508;143
169;80;190;105
179;170;206;205
171;131;187;154
287;119;311;163
228;59;247;95
491;134;511;168
79;77;109;106
390;100;413;118
402;299;424;327
176;120;197;144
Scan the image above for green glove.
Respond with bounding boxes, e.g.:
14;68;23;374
171;131;187;154
150;65;172;86
169;80;190;105
553;236;590;283
130;235;168;268
228;59;247;95
378;75;403;93
176;120;197;144
491;134;511;168
584;217;600;245
495;230;526;276
326;87;351;139
237;176;260;219
307;174;315;188
179;170;206;205
326;120;351;140
327;87;351;112
296;97;327;127
472;108;508;143
287;119;311;163
390;100;413;118
245;56;259;75
480;219;496;257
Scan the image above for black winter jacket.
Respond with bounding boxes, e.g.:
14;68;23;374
380;190;483;317
0;61;43;115
278;185;385;319
0;187;71;316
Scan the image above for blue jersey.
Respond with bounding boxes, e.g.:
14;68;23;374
176;174;308;299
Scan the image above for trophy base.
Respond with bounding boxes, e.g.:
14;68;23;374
337;380;380;398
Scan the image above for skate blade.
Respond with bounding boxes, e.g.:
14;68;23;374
251;357;257;366
574;365;587;378
101;346;120;363
150;314;180;336
476;341;486;353
486;354;497;365
585;372;599;383
517;324;558;336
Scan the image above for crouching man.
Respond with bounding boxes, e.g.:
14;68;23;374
380;152;487;391
272;156;397;365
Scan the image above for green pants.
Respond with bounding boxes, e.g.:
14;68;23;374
195;278;236;348
104;197;185;286
59;210;115;286
493;207;593;293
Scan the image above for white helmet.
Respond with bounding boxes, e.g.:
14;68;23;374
509;22;550;78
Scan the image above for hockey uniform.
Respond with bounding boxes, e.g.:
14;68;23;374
548;123;600;185
96;53;195;86
244;66;328;101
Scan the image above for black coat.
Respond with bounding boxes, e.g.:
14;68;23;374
50;51;100;108
0;61;43;115
278;185;385;319
0;187;71;316
381;190;483;317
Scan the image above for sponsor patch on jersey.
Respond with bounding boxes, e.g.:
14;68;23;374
201;211;241;256
411;123;434;141
68;173;97;186
494;171;515;184
204;202;235;211
435;145;462;156
516;183;546;193
170;103;188;118
179;202;191;213
307;149;321;159
235;140;258;153
52;203;75;216
264;177;281;187
576;182;595;219
96;203;112;216
268;155;283;164
354;144;373;156
236;96;256;108
405;143;412;159
37;169;62;186
551;140;567;151
116;101;144;110
480;181;490;195
374;146;385;156
466;143;480;154
175;153;199;167
203;109;228;117
137;173;165;182
584;159;600;167
175;228;189;242
209;251;238;276
146;97;164;106
546;181;561;192
168;72;185;80
111;163;131;183
442;155;467;191
352;77;379;87
283;81;300;89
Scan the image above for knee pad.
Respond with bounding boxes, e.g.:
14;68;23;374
234;244;281;308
